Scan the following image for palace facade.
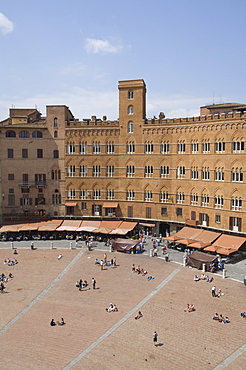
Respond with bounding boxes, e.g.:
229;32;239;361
1;79;246;236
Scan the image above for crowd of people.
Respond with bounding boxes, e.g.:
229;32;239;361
3;258;18;266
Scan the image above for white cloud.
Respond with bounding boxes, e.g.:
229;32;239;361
85;38;122;54
0;12;14;35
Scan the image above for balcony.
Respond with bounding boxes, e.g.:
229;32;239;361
19;181;47;187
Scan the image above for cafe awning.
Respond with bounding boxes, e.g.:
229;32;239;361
139;223;155;228
212;234;246;251
188;241;211;249
102;202;118;208
215;247;237;255
56;220;82;231
65;202;77;207
76;220;101;232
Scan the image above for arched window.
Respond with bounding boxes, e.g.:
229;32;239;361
54;117;58;128
19;130;30;138
6;130;16;137
128;122;134;133
128;105;134;115
54;131;58;138
52;189;61;204
53;150;59;158
32;131;43;138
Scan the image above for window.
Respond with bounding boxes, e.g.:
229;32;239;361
126;190;135;201
67;142;75;154
232;139;244;153
126;141;135;154
52;190;61;204
6;130;16;137
231;197;242;210
67;165;75;177
8;194;15;206
232;168;243;182
35;194;45;205
93;189;101;199
145;166;153;178
80;189;89;199
201;194;209;206
128;90;134;99
128;105;134;115
7;149;14;158
8;174;14;180
229;217;241;232
202;140;210;153
161;207;167;216
9;188;14;193
22;174;29;185
200;213;208;226
81;202;86;210
128;122;134;133
160;166;169;178
161;141;170;154
215;140;225;153
21;187;29;193
215;167;224;181
53;150;59;158
176;192;185;203
214;195;224;209
176;208;182;216
160;191;169;203
145;141;153;154
93;141;101;154
19;131;30;138
35;174;46;185
93;204;101;216
202;167;210;180
32;131;43;138
20;195;32;206
190;193;198;205
52;170;61;180
79;141;88;154
80;165;88;177
126;165;135;177
128;206;133;218
177;141;185;153
22;149;28;158
37;149;43;158
215;214;221;223
54;131;58;138
93;165;101;177
106;189;115;200
177;166;185;178
145;190;152;202
191;167;198;180
191;140;199;153
146;207;151;218
106;165;114;177
106;141;114;154
54;117;58;128
67;189;76;199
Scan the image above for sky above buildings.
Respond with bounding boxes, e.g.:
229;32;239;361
1;0;246;121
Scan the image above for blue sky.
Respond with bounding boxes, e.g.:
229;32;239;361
1;0;246;121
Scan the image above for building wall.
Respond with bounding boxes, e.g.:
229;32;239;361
1;80;246;237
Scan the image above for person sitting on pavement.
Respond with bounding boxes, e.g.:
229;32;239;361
58;318;65;325
194;275;200;281
50;319;56;326
135;311;143;319
135;266;141;274
141;268;147;275
200;273;206;280
213;313;219;320
240;311;246;318
131;264;135;273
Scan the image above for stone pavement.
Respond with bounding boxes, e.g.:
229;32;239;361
0;247;245;370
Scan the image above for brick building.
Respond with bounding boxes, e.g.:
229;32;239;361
1;79;246;236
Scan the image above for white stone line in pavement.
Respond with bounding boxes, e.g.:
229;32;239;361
213;343;246;370
0;250;85;336
63;264;183;370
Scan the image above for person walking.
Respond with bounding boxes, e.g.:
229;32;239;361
100;260;104;270
153;331;158;346
92;277;96;289
103;253;107;264
212;285;216;297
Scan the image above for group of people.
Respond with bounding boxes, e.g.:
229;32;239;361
213;313;230;323
132;264;147;275
94;254;117;270
50;318;65;326
0;272;14;282
3;258;18;266
76;277;97;291
106;303;118;312
193;274;214;283
184;303;195;312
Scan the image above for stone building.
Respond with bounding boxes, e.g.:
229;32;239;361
1;79;246;236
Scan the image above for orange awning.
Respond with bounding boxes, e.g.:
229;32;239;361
102;202;118;208
212;234;246;251
189;242;211;249
65;202;77;207
215;247;237;255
